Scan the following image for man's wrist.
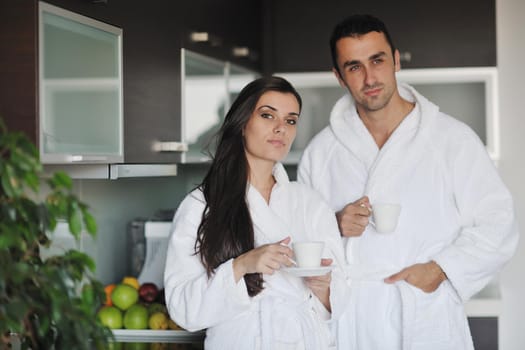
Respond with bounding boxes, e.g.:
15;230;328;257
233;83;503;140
431;260;447;282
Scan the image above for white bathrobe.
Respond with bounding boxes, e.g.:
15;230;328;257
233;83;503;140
298;84;519;350
164;163;349;350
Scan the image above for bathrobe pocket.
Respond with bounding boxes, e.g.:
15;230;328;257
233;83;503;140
411;282;454;346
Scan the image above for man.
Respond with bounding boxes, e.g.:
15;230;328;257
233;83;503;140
298;14;519;350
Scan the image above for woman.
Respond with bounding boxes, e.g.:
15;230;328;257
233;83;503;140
164;76;348;349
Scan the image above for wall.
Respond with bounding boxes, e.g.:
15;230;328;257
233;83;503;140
496;0;525;348
58;165;209;285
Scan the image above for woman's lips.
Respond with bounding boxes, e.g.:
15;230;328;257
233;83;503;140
268;139;285;147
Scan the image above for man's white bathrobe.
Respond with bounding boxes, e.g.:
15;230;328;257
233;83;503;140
298;84;519;350
164;163;349;350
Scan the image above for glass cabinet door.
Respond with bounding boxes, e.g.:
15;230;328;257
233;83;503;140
180;49;258;163
181;50;227;163
39;2;123;163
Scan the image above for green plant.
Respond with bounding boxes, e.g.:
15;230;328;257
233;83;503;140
0;119;112;349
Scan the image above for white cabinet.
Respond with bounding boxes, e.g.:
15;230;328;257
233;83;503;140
38;2;123;164
279;67;499;163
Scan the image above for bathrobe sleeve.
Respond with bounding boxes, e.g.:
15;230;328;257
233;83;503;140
164;192;252;331
432;127;519;301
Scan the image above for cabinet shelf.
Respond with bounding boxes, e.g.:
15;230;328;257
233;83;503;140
112;329;205;343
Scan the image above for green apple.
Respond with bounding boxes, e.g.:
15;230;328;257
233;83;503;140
147;302;167;316
123;304;149;329
97;306;123;329
112;284;139;311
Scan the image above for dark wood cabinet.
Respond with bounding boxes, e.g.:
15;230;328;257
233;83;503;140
263;0;496;73
0;1;39;145
0;0;262;164
1;0;495;163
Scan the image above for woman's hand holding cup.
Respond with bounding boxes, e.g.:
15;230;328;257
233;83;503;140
233;237;294;282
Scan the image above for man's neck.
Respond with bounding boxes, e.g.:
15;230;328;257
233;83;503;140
358;96;414;149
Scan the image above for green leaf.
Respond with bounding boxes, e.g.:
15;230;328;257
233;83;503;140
82;211;97;235
68;204;82;237
0;229;20;249
1;164;17;197
23;171;40;192
50;171;72;190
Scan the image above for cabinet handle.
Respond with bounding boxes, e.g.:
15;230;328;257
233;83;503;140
190;32;222;47
152;141;188;153
232;47;250;57
399;51;412;63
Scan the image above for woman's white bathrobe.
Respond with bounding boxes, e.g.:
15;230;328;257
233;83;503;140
164;163;349;350
298;84;519;350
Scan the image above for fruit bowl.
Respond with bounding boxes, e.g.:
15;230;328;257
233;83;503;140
112;329;205;343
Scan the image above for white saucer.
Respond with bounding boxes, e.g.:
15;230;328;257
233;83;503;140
281;265;334;277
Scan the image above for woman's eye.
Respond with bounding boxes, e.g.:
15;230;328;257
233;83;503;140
286;119;297;125
260;113;273;119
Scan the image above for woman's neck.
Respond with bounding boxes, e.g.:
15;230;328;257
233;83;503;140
248;159;276;203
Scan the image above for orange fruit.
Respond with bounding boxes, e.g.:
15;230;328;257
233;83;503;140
122;276;140;290
104;284;117;306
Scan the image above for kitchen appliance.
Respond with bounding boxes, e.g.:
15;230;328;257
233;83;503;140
128;219;172;289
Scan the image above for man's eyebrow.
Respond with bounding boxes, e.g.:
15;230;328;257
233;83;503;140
342;51;388;68
370;51;387;60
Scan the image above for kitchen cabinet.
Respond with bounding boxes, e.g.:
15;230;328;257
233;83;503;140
39;2;123;163
0;0;263;166
1;1;123;165
264;0;496;72
181;49;258;163
60;0;263;164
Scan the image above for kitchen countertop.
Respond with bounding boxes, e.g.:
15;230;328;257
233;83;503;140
110;282;502;343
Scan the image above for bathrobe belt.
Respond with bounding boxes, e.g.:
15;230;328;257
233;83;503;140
346;264;417;350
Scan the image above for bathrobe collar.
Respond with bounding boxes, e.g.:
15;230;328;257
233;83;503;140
329;83;440;163
329;83;441;201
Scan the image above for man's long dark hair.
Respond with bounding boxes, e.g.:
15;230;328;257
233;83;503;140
195;76;302;297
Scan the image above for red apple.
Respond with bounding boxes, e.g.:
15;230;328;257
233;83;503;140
138;282;159;303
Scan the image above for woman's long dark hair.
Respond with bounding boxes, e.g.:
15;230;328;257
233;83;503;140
195;76;302;296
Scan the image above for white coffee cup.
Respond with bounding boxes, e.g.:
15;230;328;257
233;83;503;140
370;203;402;233
292;241;324;268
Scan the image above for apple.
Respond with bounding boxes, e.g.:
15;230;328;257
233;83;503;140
97;306;123;329
168;318;183;330
123;304;149;329
148;312;168;330
138;282;159;303
147;302;167;316
112;284;139;311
